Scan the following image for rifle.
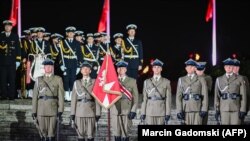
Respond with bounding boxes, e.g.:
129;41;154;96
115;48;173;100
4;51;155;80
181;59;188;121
56;116;61;141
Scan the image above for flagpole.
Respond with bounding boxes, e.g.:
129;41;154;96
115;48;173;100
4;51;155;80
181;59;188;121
18;0;21;37
106;1;111;141
212;0;216;66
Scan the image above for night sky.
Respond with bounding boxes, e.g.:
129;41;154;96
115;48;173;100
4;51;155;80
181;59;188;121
1;0;250;84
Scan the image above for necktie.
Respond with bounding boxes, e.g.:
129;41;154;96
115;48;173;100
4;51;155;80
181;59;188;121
84;79;87;86
155;77;158;82
119;77;123;82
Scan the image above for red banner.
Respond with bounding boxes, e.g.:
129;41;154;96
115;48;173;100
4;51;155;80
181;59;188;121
98;0;109;32
9;0;19;27
205;0;213;22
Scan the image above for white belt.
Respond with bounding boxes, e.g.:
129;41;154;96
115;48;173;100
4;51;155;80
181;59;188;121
64;55;77;59
124;55;139;58
84;58;95;62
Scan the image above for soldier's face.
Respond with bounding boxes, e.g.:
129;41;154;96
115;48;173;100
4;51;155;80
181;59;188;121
233;66;240;74
117;67;127;75
127;29;136;36
75;36;83;42
81;67;91;76
37;32;44;38
185;65;196;74
67;32;75;38
224;65;233;73
115;38;122;44
195;69;204;76
87;37;94;44
4;25;12;32
44;65;53;74
152;66;162;75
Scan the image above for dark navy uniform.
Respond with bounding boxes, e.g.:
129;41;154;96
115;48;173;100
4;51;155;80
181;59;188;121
59;26;83;101
110;33;124;64
124;24;143;79
0;20;21;99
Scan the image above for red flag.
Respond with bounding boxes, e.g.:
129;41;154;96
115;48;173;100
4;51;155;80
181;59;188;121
98;0;109;32
205;0;213;22
9;0;19;27
92;54;122;109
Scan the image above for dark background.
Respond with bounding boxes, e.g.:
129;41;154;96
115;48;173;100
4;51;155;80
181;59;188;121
1;0;250;92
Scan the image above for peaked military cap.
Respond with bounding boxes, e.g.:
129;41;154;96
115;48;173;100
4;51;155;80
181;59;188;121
29;27;38;33
116;60;128;68
75;31;84;36
113;33;123;39
86;33;94;38
185;59;197;66
151;59;164;66
94;32;101;38
23;30;31;35
233;59;240;66
80;61;92;68
42;58;54;65
65;26;76;32
100;32;107;37
36;27;46;32
196;61;207;70
51;33;64;39
44;32;51;37
223;58;234;65
126;24;137;30
3;20;13;26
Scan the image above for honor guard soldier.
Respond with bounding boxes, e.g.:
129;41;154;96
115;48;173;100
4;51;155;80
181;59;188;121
232;59;250;118
195;61;213;125
214;58;247;125
30;27;50;54
110;60;139;141
0;20;21;100
32;58;64;141
70;61;101;141
96;32;108;65
110;33;125;64
50;33;64;75
123;24;143;79
83;33;100;79
29;27;38;40
140;59;172;125
59;26;83;101
176;59;208;125
75;31;85;44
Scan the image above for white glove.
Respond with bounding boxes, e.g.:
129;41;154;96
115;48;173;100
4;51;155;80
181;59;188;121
60;66;66;71
16;62;20;70
76;68;80;75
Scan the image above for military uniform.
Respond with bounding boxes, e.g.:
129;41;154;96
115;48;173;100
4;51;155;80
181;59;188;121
176;59;208;125
59;26;83;101
196;61;213;125
124;24;143;79
110;33;124;64
0;20;21;99
110;61;139;141
70;62;101;141
214;58;247;125
32;58;64;141
140;59;172;125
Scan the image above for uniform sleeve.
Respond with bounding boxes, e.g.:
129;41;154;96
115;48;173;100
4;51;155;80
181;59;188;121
15;35;21;62
71;81;77;115
165;80;172;115
240;77;247;112
138;40;143;66
58;77;65;113
214;78;220;111
176;78;183;113
200;77;208;112
131;79;139;113
140;80;148;115
76;42;83;65
32;78;39;114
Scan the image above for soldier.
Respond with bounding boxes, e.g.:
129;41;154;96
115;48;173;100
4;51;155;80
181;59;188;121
30;27;50;55
75;31;84;44
140;59;171;125
70;61;101;141
84;33;100;79
195;61;213;125
123;24;143;79
110;60;139;141
214;58;247;125
232;59;250;116
59;26;83;101
176;59;208;125
32;58;64;141
95;32;108;65
43;32;51;41
110;33;124;64
0;20;21;100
